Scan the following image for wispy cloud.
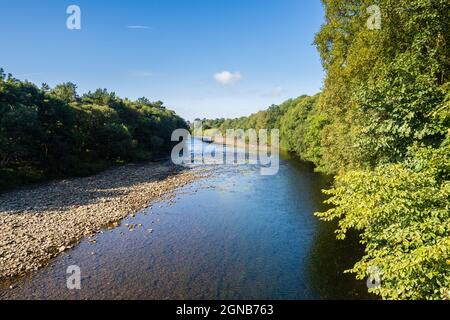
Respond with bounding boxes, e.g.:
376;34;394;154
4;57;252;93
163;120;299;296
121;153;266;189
262;86;284;98
16;72;43;78
126;25;152;30
213;71;242;85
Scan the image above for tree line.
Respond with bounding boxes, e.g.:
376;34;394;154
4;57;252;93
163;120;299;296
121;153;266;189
202;0;449;299
0;70;188;190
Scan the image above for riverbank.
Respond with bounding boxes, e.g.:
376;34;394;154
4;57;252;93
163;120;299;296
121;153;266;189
0;140;370;299
0;161;202;280
211;136;271;153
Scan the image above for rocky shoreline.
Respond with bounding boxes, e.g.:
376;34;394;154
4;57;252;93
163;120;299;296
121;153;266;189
0;161;202;280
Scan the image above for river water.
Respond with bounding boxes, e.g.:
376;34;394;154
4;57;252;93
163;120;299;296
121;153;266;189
0;140;370;299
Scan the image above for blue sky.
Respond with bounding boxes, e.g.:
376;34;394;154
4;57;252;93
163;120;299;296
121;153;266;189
0;0;325;120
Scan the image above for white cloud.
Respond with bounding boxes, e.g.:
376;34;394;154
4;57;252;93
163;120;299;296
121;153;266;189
127;25;152;30
213;71;242;85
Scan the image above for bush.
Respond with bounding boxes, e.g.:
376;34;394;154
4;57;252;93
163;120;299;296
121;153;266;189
316;140;450;299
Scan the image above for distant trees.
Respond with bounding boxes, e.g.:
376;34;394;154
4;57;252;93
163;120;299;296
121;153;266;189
0;69;188;190
198;95;324;155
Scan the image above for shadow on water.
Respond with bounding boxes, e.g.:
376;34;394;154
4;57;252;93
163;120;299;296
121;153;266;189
281;151;374;300
307;222;374;300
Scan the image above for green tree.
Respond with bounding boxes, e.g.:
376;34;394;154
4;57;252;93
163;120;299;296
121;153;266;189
51;82;78;103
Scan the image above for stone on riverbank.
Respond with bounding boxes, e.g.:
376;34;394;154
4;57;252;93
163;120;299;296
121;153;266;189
0;161;201;280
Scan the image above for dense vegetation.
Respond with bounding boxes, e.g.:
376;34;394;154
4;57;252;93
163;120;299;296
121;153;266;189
0;69;187;190
202;0;449;299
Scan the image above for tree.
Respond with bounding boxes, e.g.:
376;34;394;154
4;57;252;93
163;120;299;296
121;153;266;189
0;69;188;190
51;82;78;103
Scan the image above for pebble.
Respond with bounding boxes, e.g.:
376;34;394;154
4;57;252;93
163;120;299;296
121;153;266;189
0;162;203;280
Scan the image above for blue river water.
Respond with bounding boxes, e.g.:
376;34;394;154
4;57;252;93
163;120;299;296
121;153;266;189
0;140;370;299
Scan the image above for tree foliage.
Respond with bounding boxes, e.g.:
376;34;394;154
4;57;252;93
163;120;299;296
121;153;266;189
312;0;449;299
203;0;449;300
317;140;450;299
0;70;187;190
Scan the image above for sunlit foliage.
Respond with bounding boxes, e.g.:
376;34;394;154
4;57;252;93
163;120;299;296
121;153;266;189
0;70;187;190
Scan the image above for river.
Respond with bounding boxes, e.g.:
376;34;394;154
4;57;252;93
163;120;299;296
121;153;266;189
0;139;370;299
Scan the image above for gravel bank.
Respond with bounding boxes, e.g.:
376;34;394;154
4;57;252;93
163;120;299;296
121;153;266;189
0;162;201;280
